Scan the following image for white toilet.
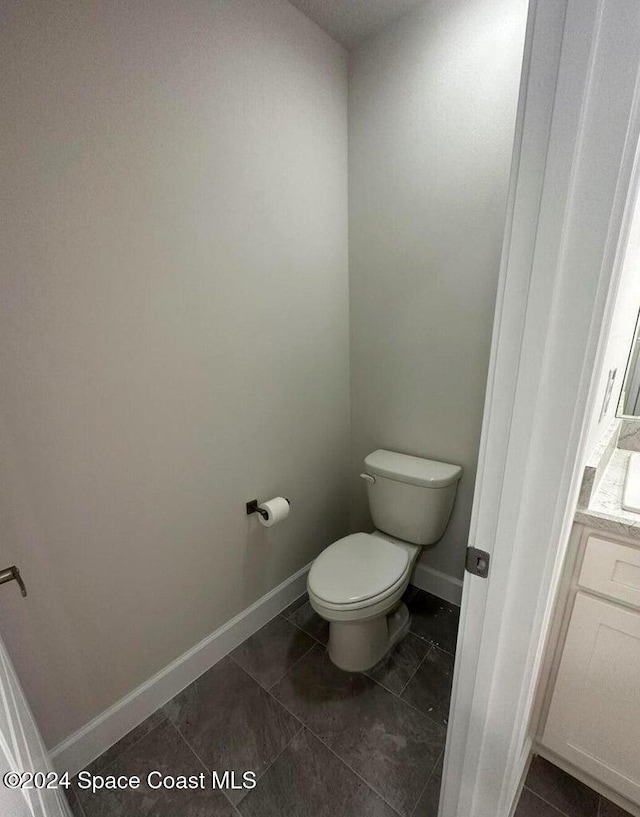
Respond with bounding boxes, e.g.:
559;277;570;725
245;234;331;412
308;449;462;672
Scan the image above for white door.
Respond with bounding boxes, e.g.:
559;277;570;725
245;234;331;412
0;573;70;817
441;1;640;816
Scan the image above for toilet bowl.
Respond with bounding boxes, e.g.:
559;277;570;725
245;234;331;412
308;450;461;672
308;531;419;671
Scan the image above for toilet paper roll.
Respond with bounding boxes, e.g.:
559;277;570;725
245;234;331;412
258;497;290;527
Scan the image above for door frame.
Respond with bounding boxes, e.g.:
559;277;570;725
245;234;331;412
0;632;72;817
441;1;640;816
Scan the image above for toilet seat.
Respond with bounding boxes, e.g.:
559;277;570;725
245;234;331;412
308;533;411;611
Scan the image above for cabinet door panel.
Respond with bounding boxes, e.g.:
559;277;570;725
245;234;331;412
542;592;640;804
579;536;640;609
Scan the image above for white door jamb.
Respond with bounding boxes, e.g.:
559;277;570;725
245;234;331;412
441;1;640;816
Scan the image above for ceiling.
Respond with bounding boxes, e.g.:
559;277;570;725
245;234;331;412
286;0;426;50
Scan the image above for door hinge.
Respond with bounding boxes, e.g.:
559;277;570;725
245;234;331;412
466;547;490;579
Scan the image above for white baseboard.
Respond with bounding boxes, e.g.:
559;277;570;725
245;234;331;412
50;562;311;776
411;562;463;607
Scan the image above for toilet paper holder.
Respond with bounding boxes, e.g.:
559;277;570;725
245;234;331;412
246;498;290;519
246;499;269;520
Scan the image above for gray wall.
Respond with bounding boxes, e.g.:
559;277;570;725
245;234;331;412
348;0;527;580
0;0;349;747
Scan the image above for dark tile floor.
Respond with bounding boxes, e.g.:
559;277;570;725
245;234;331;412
68;585;459;817
515;756;634;817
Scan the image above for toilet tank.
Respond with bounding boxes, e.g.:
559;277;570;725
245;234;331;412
362;450;462;545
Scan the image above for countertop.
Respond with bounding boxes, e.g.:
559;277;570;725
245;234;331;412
576;448;640;540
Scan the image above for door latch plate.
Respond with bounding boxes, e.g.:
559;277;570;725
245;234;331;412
466;547;490;579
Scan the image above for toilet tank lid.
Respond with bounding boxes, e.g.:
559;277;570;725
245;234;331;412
364;450;462;488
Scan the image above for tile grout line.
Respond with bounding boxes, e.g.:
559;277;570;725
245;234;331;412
295;724;405;817
227;628;320;695
163;709;268;814
78;619;448;781
277;590;308;616
279;593;308;619
261;645;440;817
78;600;314;778
278;620;450;736
160;588;448;816
75;714;168;777
182;728;242;817
146;687;591;817
67;788;87;817
522;785;596;817
266;641;319;691
410;747;444;817
397;643;434;697
260;670;406;816
312;736;404;817
406;589;458;656
77;641;307;814
71;785;89;817
282;611;328;646
74;585;454;817
393;688;449;732
365;649;450;734
233;723;306;816
283;585;456;656
227;599;321;691
280;595;313;625
163;717;211;776
73;717;176;815
227;636;317;693
194;659;307;810
286;637;449;736
408;629;456;657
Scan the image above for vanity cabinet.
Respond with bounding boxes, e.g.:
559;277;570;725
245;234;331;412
540;529;640;809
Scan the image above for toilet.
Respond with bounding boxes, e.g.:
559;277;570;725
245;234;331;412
308;449;462;672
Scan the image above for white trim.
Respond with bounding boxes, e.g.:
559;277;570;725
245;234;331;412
442;0;568;808
411;563;462;607
507;746;533;817
443;1;640;816
49;562;311;777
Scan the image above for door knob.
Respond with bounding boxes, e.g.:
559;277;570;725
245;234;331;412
0;566;27;597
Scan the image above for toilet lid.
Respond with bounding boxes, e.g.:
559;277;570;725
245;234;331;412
308;533;410;605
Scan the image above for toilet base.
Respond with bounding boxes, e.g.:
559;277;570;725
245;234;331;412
388;602;410;649
328;603;410;672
